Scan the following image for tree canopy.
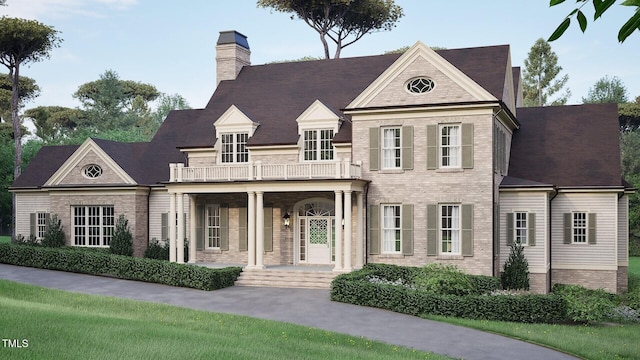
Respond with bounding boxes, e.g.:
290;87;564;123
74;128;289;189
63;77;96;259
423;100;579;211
258;0;403;59
522;38;571;107
72;69;159;131
0;16;61;181
582;75;628;104
549;0;640;43
0;74;39;122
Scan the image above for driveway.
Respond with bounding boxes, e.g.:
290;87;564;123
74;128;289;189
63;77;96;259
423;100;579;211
0;264;577;360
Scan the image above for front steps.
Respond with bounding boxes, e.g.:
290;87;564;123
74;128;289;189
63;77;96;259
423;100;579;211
235;268;339;289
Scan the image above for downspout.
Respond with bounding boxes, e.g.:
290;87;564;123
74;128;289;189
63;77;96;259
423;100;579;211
548;187;558;293
146;187;152;249
492;107;505;278
364;182;370;266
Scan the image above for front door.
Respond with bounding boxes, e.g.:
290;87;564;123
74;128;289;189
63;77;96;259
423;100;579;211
296;199;335;265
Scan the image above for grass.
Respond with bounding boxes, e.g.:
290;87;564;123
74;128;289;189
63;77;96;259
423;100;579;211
422;256;640;360
0;236;10;244
0;280;448;360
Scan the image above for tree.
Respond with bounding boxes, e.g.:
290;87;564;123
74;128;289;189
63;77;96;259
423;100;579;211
110;214;133;256
501;241;530;291
522;38;571;107
0;74;40;122
549;0;640;43
582;76;628;104
258;0;403;59
0;16;61;181
621;130;640;243
147;93;190;133
620;96;640;131
73;69;159;131
23;106;84;141
41;214;65;247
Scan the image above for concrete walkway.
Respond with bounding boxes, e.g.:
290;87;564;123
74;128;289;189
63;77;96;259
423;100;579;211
0;264;577;360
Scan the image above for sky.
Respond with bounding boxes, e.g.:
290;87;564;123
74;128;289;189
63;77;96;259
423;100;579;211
1;0;639;112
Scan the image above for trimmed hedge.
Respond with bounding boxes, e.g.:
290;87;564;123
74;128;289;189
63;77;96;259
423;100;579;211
331;265;566;324
0;243;241;291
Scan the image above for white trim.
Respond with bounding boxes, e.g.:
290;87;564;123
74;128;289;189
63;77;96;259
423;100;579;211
552;264;619;271
296;100;341;134
214;105;259;138
347;41;496;109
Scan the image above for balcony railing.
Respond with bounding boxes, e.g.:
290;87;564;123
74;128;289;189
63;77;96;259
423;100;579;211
169;159;362;182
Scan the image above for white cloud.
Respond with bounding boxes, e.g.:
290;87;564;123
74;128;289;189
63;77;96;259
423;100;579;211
0;0;138;20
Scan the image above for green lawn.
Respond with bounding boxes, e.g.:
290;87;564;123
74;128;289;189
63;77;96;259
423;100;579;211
630;256;640;277
0;236;10;244
0;280;447;360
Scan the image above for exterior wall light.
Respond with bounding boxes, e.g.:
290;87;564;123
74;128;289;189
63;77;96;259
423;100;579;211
283;211;290;228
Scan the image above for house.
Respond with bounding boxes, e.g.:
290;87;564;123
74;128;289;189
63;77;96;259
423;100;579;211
11;31;633;294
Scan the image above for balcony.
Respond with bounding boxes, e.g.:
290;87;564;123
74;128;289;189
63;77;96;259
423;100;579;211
169;159;362;182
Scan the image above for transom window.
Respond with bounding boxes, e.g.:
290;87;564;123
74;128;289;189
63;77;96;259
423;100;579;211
406;77;435;94
206;205;220;249
83;164;102;178
382;127;401;169
303;129;334;161
73;205;114;247
441;204;460;254
572;212;587;243
514;212;528;245
221;133;248;163
440;125;461;168
382;205;401;253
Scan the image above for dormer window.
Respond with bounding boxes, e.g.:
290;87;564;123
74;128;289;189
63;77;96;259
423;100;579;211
221;133;248;163
304;129;334;161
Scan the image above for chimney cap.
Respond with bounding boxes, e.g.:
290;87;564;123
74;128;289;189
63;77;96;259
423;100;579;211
217;30;249;50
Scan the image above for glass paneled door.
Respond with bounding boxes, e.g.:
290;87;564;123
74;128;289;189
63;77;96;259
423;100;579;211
297;200;335;264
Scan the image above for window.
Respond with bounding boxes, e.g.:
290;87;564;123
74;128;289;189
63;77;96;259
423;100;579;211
221;133;248;163
206;205;221;248
572;212;587;243
83;164;102;179
382;128;401;169
440;125;460;168
73;206;114;247
304;129;334;161
36;212;47;239
382;205;401;253
514;212;528;245
440;205;460;254
406;77;435;94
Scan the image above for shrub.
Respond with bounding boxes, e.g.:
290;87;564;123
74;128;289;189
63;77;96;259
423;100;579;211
501;241;530;290
414;263;474;296
41;215;65;248
144;238;169;260
331;267;566;323
552;284;616;323
0;243;241;291
13;234;39;246
110;215;133;256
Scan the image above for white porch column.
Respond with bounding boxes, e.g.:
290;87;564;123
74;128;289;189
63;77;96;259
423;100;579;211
176;193;185;264
247;191;256;269
334;190;343;271
355;191;364;268
344;190;352;270
189;195;196;263
169;193;177;263
256;191;265;269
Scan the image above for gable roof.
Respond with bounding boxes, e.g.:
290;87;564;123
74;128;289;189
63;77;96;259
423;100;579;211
507;103;622;188
12;144;79;189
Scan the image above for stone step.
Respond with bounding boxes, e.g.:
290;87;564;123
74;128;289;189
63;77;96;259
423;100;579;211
235;269;339;289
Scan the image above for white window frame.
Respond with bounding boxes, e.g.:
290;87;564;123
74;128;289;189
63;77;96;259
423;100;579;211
36;212;47;239
72;205;114;247
440;204;461;255
206;205;221;249
381;204;401;253
440;124;461;168
514;211;528;246
381;127;401;169
303;129;334;161
572;212;588;244
221;133;249;163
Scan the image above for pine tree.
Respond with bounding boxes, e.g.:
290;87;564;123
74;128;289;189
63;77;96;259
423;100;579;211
110;214;133;256
501;241;530;290
41;214;65;247
522;38;571;107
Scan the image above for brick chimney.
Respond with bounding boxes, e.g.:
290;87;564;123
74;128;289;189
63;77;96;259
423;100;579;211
216;30;250;85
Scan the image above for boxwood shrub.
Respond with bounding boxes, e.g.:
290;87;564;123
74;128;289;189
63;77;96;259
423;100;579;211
0;243;241;291
331;264;566;324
